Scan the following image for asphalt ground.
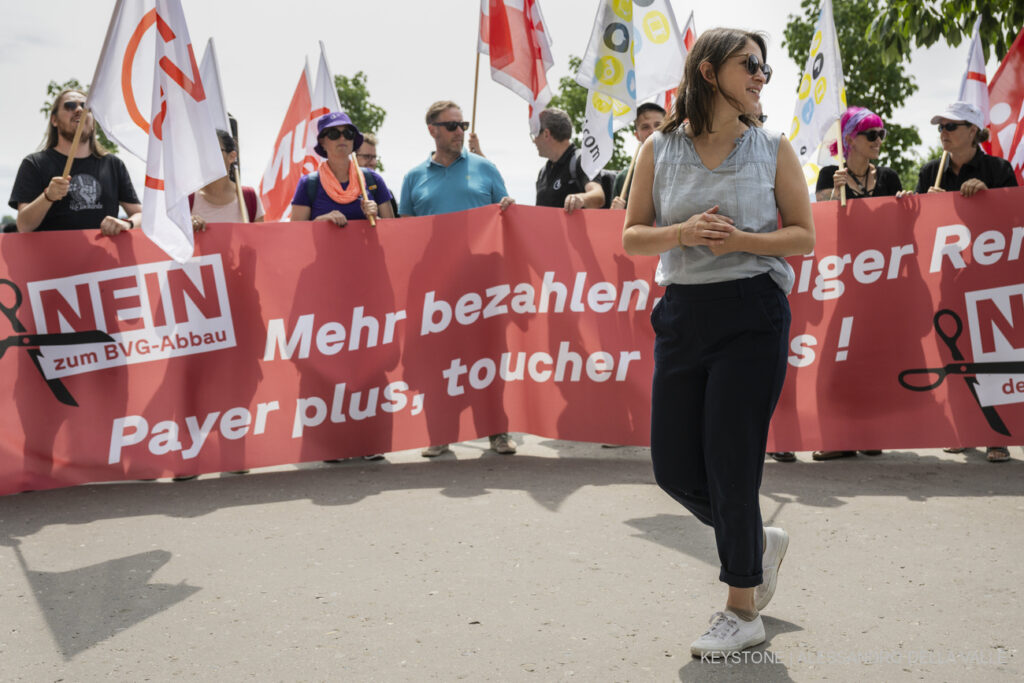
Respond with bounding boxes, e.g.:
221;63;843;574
0;438;1021;682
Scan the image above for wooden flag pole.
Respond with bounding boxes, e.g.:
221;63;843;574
471;52;481;135
934;152;949;189
232;164;249;223
351;153;376;227
62;109;89;178
619;146;641;202
835;120;847;207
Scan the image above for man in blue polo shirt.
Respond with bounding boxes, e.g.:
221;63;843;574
399;99;517;457
399;100;515;216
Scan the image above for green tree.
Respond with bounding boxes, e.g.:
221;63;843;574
41;79;119;154
547;56;630;171
868;0;1023;64
334;71;386;138
784;0;922;188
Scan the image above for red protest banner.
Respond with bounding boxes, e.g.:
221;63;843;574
774;187;1024;452
0;190;1022;495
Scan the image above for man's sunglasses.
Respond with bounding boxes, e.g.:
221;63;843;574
858;128;886;142
937;122;971;132
737;53;772;84
321;127;356;141
431;121;470;132
62;101;87;112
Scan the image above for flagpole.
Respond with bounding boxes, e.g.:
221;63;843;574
233;164;249;223
835;120;846;207
62;112;89;178
471;52;481;135
351;153;376;227
619;146;641;202
934;152;949;189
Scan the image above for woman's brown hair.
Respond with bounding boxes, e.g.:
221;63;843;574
661;28;767;137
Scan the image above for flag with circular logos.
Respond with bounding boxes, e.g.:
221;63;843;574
788;0;846;171
574;0;686;178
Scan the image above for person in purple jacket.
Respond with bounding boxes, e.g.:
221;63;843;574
290;111;394;225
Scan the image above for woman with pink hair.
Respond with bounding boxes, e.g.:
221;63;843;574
814;106;901;202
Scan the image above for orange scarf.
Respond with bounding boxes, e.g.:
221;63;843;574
318;160;362;205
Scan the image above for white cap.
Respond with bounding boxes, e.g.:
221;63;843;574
930;102;985;129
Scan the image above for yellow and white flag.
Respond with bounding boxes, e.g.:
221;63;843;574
788;0;846;182
574;0;686;178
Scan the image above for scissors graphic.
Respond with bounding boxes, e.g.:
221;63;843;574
1;278;114;406
898;309;1016;436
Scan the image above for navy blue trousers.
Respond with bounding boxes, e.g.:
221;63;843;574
650;273;790;588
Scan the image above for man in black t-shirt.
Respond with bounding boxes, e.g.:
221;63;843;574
533;108;605;212
9;89;140;234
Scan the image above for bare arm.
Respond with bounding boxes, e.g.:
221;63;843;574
378;201;395;219
16;176;70;232
581;181;605;208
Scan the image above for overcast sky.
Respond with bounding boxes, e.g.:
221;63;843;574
1;0;994;217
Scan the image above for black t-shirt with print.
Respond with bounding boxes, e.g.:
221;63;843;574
8;149;140;231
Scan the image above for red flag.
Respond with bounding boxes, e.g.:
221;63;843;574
987;26;1024;184
478;0;554;135
259;64;312;222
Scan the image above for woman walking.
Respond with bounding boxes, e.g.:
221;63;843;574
622;28;814;657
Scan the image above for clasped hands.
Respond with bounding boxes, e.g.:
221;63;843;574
676;205;738;255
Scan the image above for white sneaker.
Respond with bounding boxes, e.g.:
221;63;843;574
421;444;450;457
689;610;765;658
754;527;789;611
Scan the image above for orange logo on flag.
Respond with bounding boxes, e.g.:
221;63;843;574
120;8;206;136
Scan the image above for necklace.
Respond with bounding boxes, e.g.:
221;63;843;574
846;164;873;195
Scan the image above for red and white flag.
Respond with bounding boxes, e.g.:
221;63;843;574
663;11;697;112
987;26;1024;185
478;0;554;135
958;16;990;125
89;0;222;262
302;41;343;174
259;62;312;222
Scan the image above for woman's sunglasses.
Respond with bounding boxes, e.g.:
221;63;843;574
430;121;470;132
738;53;772;84
858;129;886;142
321;127;356;141
937;122;971;132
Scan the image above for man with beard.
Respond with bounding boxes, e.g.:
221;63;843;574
9;89;140;234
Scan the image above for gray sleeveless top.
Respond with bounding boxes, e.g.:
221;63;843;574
650;125;795;294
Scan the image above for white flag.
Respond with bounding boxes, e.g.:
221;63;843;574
91;0;222;262
958;16;990;126
788;0;846;169
303;41;343;173
88;0;157;159
574;0;686;178
200;38;231;133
